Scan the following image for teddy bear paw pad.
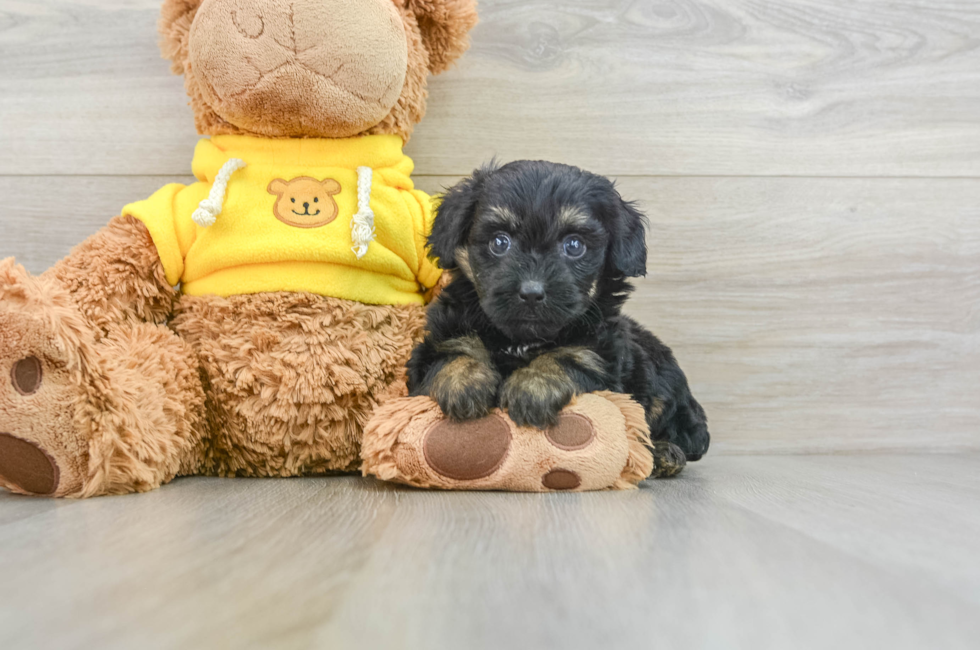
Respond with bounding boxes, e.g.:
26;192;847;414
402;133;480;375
541;468;581;491
0;432;60;495
422;414;512;480
544;413;596;451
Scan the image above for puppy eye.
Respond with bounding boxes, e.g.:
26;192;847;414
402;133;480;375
314;197;319;202
291;198;296;203
489;233;512;257
562;235;586;259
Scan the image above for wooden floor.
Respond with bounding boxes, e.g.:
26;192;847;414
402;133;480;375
0;454;977;650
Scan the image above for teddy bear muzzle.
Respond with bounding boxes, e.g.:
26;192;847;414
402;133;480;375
188;0;409;137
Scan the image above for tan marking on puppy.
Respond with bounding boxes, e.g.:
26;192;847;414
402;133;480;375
510;354;569;400
557;205;590;229
588;279;599;299
546;347;606;376
431;356;494;402
500;347;608;428
488;205;519;229
650;397;666;420
431;335;500;421
500;351;575;428
453;247;475;283
435;334;490;362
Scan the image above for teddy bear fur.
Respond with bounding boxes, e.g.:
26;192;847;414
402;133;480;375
0;0;477;497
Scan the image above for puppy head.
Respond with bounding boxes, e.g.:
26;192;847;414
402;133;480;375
430;160;648;342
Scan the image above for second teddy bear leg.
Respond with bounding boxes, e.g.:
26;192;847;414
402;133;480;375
171;293;427;477
69;322;208;496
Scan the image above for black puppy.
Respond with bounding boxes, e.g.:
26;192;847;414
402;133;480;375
406;160;709;477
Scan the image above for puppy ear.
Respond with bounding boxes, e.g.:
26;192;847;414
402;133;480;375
159;0;203;75
428;162;496;268
405;0;479;74
608;196;648;278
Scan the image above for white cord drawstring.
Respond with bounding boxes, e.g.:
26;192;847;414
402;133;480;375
192;158;247;227
350;166;375;259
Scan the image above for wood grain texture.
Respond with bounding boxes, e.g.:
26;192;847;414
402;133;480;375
1;0;979;176
0;455;978;650
3;175;976;453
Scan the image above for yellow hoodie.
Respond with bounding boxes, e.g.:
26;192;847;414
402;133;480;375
122;134;442;305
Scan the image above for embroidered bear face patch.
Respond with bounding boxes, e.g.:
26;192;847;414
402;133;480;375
267;177;342;228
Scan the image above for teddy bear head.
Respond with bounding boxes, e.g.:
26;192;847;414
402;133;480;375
159;0;478;141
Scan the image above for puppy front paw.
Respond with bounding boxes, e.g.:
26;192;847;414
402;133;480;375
430;356;501;421
499;367;576;429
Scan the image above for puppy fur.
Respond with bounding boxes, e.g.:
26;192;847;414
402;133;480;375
407;160;710;475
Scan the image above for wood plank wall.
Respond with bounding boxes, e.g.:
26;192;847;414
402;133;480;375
1;0;978;453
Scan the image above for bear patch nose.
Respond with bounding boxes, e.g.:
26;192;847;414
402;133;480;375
519;281;546;304
303;202;309;209
0;433;59;495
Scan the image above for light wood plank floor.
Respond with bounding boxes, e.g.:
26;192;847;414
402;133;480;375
1;454;978;650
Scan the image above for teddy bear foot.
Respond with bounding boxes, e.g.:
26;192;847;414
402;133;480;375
0;259;208;498
361;391;654;492
0;261;95;496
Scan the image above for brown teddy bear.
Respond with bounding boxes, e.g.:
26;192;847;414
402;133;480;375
0;0;479;497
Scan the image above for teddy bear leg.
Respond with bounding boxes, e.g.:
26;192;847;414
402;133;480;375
0;218;205;497
362;391;655;491
0;275;207;496
169;293;427;478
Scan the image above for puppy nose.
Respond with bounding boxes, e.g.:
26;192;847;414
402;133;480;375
519;281;546;304
303;202;310;209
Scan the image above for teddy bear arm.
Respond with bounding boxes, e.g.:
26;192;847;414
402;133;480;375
46;215;177;334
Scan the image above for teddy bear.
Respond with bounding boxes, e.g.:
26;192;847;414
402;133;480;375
0;0;479;497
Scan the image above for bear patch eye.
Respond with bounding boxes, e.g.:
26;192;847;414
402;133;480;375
314;197;318;203
291;198;296;203
562;235;586;259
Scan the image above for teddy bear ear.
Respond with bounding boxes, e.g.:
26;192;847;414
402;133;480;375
267;179;288;196
404;0;479;75
159;0;204;75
